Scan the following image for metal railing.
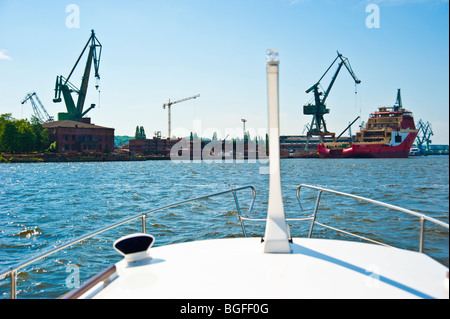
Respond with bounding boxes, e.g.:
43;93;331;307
296;184;449;251
0;185;256;299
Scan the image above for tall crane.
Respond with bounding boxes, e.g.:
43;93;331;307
415;119;433;152
162;94;200;139
53;29;102;122
21;92;54;123
303;51;361;149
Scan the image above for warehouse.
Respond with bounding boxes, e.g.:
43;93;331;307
43;120;114;154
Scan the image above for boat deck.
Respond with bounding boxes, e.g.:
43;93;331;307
78;237;448;299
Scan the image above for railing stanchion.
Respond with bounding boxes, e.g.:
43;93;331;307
232;190;247;237
308;190;322;238
10;268;16;300
142;214;146;233
419;217;425;253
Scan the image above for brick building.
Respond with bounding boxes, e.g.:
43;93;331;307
43;120;114;153
129;137;182;156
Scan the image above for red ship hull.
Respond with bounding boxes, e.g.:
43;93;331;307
318;131;418;158
318;90;418;159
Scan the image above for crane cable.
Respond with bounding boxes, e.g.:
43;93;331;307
355;83;362;124
355;82;363;125
96;79;101;108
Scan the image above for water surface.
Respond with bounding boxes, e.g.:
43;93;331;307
0;156;448;298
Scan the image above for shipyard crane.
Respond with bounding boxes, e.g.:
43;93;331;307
163;94;200;139
415;119;433;153
53;29;102;122
303;51;361;149
21;92;54;123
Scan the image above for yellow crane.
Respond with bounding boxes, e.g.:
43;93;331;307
163;94;200;139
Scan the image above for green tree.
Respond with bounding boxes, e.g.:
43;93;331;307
0;113;13;125
135;126;140;139
0;113;50;153
47;141;57;152
17;124;35;153
139;126;146;139
134;126;146;139
0;121;19;152
30;116;49;151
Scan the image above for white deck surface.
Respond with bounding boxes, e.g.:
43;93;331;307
83;237;448;299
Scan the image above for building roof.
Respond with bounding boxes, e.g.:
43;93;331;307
43;120;114;130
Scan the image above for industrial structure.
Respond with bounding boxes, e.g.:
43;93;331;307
40;29;115;155
129;136;182;156
241;119;247;140
21;92;54;123
43;120;114;153
415;119;433;153
53;29;102;123
16;34;447;159
303;51;361;150
162;94;199;138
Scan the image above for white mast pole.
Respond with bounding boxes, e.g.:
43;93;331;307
264;50;291;253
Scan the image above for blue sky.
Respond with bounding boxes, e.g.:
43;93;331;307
0;0;448;144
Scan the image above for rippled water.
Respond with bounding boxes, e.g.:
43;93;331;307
0;156;448;298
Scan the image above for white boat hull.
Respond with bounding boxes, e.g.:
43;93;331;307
78;237;448;299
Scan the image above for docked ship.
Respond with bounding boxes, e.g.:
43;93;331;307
318;89;418;158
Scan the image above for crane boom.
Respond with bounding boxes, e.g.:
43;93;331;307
21;92;54;123
307;51;361;106
162;94;200;138
163;94;200;108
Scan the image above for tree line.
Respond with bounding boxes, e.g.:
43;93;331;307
0;113;50;153
134;126;146;139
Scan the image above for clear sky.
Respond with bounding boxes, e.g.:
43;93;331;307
0;0;448;144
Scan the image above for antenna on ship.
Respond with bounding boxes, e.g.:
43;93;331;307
394;88;402;111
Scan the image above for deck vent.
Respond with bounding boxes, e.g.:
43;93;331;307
113;233;155;263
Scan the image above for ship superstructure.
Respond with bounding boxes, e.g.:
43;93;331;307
319;89;418;158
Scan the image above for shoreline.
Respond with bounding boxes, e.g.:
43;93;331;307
3;151;447;164
0;152;169;163
0;151;321;163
